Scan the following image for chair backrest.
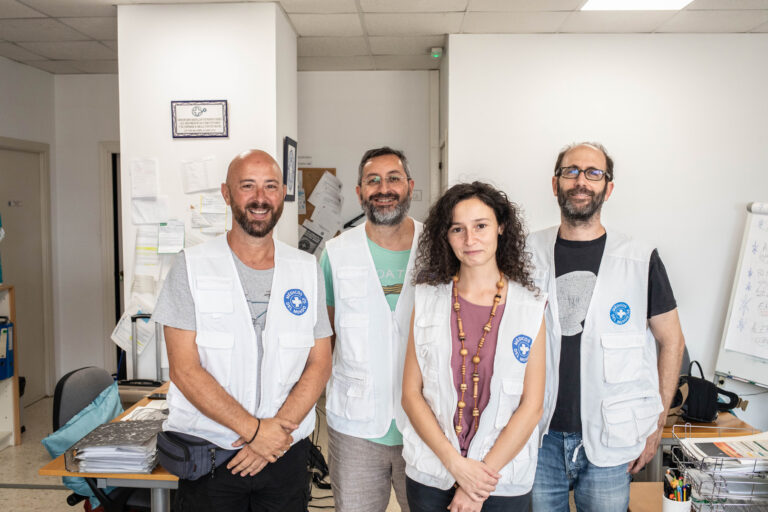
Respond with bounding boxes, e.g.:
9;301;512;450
53;366;115;431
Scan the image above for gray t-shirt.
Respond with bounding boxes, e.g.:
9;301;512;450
153;248;332;407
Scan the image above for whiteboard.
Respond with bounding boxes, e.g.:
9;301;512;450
716;202;768;388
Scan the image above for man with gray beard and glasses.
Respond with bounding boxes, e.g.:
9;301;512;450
528;142;685;512
319;147;422;512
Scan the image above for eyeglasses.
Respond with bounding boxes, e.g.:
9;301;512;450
555;166;611;181
362;174;409;187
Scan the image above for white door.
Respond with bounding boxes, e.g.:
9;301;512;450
0;148;48;405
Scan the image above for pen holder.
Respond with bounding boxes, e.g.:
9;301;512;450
662;495;691;512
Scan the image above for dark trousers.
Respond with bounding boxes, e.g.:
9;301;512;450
174;438;310;512
406;476;531;512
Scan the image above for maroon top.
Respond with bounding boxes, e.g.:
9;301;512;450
450;295;505;456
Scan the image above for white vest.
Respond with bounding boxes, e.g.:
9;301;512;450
402;280;547;496
324;221;423;437
164;235;318;449
527;227;663;467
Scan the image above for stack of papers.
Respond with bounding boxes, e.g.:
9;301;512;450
681;431;768;471
65;420;164;474
122;400;168;422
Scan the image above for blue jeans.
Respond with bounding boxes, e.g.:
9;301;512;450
532;431;630;512
406;477;531;512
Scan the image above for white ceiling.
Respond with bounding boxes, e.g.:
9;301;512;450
1;0;767;74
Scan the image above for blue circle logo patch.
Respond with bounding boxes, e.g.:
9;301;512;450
284;289;308;316
610;302;631;325
512;335;532;364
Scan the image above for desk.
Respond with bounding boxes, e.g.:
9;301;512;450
39;382;178;512
645;412;755;482
629;482;663;512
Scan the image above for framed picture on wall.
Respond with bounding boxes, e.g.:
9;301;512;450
283;136;297;201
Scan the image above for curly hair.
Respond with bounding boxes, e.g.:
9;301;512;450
414;181;536;291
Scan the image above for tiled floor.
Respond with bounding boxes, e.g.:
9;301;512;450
0;395;401;512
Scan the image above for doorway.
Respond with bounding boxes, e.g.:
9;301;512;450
0;137;54;405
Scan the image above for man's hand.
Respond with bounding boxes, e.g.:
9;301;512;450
226;444;268;476
235;417;297;462
446;456;500;502
628;424;662;474
449;486;484;512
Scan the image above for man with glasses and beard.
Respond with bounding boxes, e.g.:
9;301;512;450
527;142;685;512
153;150;332;511
319;147;422;512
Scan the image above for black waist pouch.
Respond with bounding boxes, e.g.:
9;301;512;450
157;430;237;481
681;361;739;423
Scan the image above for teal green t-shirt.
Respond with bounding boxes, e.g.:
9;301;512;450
320;237;411;446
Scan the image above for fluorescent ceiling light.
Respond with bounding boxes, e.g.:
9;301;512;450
581;0;693;10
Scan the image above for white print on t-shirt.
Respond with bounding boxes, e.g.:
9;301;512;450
556;270;597;336
377;268;406;281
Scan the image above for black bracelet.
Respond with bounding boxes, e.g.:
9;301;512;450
247;418;261;444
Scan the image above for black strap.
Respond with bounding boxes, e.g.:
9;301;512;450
688;360;705;379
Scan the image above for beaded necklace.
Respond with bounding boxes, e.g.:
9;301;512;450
452;272;505;434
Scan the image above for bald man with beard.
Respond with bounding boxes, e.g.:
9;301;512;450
152;150;332;511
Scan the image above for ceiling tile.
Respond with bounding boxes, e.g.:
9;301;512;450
372;54;440;69
298;36;368;56
280;0;357;13
289;13;364;36
360;0;468;13
686;0;768;9
23;59;83;74
298;55;374;71
60;17;116;40
657;10;768;31
0;41;46;60
72;59;117;73
364;13;464;35
0;18;87;41
369;35;446;54
462;11;569;32
20;0;116;17
101;39;117;50
467;0;583;11
18;40;115;59
0;0;46;18
560;11;677;32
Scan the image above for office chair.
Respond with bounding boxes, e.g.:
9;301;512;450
52;366;151;512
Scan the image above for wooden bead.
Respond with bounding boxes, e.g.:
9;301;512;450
453;303;460;311
455;425;462;433
460;383;467;391
483;324;492;332
472;408;480;417
472;374;479;383
459;348;468;356
457;400;466;409
472;355;480;364
453;275;459;282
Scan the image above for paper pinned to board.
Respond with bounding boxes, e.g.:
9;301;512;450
132;196;169;225
132;226;160;296
308;171;343;211
158;220;185;254
180;156;222;193
111;298;155;356
130;159;159;199
201;193;227;214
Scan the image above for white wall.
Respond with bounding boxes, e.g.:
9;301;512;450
0;57;54;144
119;2;296;379
53;75;119;379
297;71;432;224
444;34;768;429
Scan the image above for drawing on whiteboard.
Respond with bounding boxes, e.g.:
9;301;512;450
757;281;768;297
758;218;768;231
760;243;768;263
759;302;768;316
755;337;768;347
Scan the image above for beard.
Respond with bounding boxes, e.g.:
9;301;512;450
557;182;607;222
231;200;283;238
361;191;412;226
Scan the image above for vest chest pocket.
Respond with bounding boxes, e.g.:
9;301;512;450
277;333;315;386
601;392;662;448
495;378;524;429
326;369;374;421
196;331;234;388
337;268;368;300
195;276;234;313
601;333;647;383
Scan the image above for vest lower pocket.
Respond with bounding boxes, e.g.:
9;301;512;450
495;378;524;429
601;392;662;448
277;333;315;385
338;314;369;364
326;369;374;421
600;333;647;383
196;331;234;388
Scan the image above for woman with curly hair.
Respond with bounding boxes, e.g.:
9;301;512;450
401;181;547;512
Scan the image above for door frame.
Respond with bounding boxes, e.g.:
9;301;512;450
98;141;120;374
0;136;55;395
